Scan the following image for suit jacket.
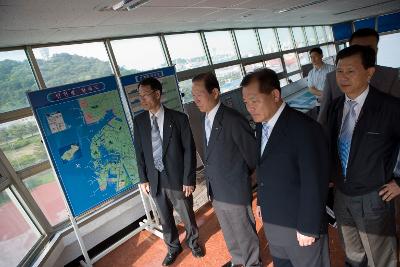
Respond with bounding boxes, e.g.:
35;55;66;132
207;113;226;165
133;107;196;196
203;103;257;206
256;105;329;246
325;87;400;196
318;65;400;125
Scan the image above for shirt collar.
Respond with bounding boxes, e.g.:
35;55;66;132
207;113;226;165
150;104;164;118
206;101;221;120
263;102;286;128
345;86;369;107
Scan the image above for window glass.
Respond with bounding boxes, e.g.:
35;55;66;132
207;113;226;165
0;188;41;267
288;73;302;82
33;42;113;88
165;33;208;71
298;52;310;65
265;58;284;73
23;169;68;226
328;44;337;56
258;29;280;54
0;50;39;113
325;26;334;42
283;53;300;73
280;78;288;87
0;117;48;171
304;27;318;46
235;30;261;58
315;26;327;44
215;65;243;93
111;37;167;76
178;79;194;104
204;31;238;64
291;27;307;48
244;62;264;73
377;32;400;68
277;28;294;51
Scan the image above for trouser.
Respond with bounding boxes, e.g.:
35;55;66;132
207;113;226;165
334;189;397;267
153;171;199;253
213;200;262;267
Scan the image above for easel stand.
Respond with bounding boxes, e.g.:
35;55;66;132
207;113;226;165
69;188;163;267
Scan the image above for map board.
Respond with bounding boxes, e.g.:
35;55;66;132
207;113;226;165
28;76;139;217
121;66;183;116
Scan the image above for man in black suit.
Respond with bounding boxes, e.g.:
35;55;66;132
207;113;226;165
325;45;400;266
241;68;330;267
133;77;204;266
191;72;261;267
318;28;400;125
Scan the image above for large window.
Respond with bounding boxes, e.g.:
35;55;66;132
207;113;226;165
291;27;307;48
315;26;327;44
265;58;284;73
0;50;39;113
277;28;294;51
215;65;243;93
235;30;261;58
23;169;68;226
288;73;302;82
298;52;311;65
328;44;337;57
244;62;264;74
305;27;318;46
0;117;47;171
111;37;167;76
258;29;280;54
204;31;238;64
0;188;41;267
325;26;334;42
165;33;208;71
178;79;194;104
33;42;113;88
283;53;300;73
377;32;400;68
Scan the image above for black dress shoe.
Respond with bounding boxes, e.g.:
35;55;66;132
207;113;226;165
162;247;182;266
191;246;205;258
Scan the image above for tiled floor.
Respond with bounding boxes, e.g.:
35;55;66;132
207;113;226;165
95;197;346;267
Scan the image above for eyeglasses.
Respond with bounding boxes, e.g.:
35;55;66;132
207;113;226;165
138;91;156;99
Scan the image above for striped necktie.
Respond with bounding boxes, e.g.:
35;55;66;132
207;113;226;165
205;116;212;145
151;115;164;172
261;123;270;156
338;100;358;177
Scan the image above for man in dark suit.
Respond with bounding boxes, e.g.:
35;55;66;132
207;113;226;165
241;68;330;267
191;72;261;267
133;77;204;266
325;45;400;266
318;28;400;125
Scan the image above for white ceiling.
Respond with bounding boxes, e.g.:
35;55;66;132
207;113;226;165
0;0;399;48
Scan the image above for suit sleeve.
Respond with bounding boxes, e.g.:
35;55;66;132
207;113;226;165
388;70;400;98
317;72;334;125
180;114;197;186
133;118;148;183
232;115;257;172
296;122;330;237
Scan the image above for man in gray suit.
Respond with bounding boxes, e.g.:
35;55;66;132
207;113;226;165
191;72;261;267
318;28;400;125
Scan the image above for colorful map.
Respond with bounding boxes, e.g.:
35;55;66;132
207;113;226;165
29;77;139;217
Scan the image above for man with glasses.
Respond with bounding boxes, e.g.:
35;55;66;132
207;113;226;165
133;77;204;266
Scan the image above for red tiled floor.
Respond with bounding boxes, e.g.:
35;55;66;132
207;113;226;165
95;196;347;267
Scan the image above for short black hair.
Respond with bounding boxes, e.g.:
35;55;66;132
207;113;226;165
335;45;376;69
349;28;379;44
138;77;162;94
240;68;281;94
309;47;323;55
192;72;220;94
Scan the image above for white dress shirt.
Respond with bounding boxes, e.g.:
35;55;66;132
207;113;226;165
341;86;369;128
149;105;165;140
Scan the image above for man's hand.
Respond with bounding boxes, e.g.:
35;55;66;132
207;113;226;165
379;180;400;202
140;182;150;195
183;185;195;197
256;205;262;219
297;232;315;247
